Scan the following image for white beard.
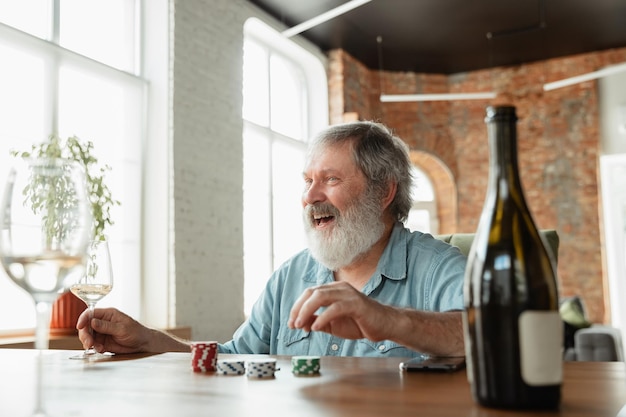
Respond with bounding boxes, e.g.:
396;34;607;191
303;188;385;271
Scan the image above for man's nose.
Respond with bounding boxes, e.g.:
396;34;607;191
303;181;325;205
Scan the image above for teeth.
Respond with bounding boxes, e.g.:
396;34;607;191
313;214;329;220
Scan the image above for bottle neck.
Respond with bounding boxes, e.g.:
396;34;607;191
487;118;522;190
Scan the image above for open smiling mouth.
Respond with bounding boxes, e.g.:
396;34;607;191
313;214;335;227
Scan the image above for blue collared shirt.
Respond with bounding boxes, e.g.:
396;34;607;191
219;222;467;357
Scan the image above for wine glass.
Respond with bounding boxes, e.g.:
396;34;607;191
69;238;114;360
0;157;92;416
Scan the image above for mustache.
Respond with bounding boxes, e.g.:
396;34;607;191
304;202;340;219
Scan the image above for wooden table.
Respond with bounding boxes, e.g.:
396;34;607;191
1;349;625;417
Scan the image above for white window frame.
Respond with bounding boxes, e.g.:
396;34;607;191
600;153;626;346
0;0;151;332
242;18;327;316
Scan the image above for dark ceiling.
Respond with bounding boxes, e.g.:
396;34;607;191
247;0;626;74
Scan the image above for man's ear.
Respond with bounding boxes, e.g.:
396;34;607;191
381;181;397;210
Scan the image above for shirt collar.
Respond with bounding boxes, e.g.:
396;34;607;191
376;222;408;282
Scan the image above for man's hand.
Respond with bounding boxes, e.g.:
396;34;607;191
76;307;152;354
287;282;465;357
76;307;190;354
287;281;394;342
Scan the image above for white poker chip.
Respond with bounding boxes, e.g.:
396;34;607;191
217;359;246;375
246;358;278;378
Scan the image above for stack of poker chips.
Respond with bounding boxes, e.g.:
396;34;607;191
246;358;278;378
216;359;246;375
190;341;217;372
291;355;321;376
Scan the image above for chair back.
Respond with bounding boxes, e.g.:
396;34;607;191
434;229;559;262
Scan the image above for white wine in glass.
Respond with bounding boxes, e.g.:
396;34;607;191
0;157;92;417
70;238;114;359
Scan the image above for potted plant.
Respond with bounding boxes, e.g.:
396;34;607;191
11;134;120;332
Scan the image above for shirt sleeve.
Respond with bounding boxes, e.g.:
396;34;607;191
427;245;466;311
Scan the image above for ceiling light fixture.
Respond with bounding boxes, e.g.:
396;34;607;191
380;92;497;102
376;35;496;103
281;0;372;38
543;62;626;91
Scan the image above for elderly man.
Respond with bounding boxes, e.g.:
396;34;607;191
77;121;466;358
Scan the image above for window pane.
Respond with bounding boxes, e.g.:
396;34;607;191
407;166;438;234
270;54;305;140
60;0;137;72
411;166;434;201
0;44;48;330
243;126;272;315
406;209;431;234
272;139;307;267
243;39;269;127
0;44;46;141
58;65;143;316
0;0;50;39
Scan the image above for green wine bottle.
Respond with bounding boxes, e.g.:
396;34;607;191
463;105;562;409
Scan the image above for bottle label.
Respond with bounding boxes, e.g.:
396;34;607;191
518;311;563;386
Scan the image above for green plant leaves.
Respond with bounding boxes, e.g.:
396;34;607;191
11;134;120;241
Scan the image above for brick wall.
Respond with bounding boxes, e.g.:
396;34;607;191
329;47;626;324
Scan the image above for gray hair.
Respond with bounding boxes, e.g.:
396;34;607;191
307;121;414;222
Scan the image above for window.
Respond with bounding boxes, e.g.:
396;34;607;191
0;0;144;330
242;18;327;316
600;154;626;349
405;166;439;234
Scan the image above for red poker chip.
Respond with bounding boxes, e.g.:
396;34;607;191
190;341;218;372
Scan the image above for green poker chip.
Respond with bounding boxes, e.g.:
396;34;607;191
291;355;321;376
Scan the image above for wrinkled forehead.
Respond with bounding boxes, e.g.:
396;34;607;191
304;139;357;171
307;135;356;161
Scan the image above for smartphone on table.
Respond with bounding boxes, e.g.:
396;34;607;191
399;355;466;372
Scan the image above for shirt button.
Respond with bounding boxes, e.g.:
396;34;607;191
378;345;386;351
331;344;339;351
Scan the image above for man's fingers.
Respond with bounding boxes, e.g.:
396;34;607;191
291;286;337;329
78;329;93;349
288;286;316;328
91;317;129;339
90;318;107;333
89;319;130;353
309;302;342;332
75;309;91;329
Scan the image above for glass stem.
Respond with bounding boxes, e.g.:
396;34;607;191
34;350;45;416
34;301;52;350
87;303;96;350
34;301;52;416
